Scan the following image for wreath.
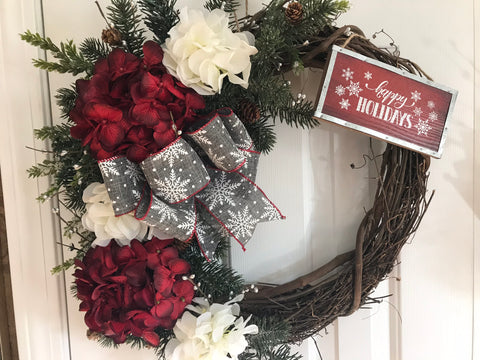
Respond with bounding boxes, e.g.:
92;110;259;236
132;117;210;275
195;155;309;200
24;1;432;359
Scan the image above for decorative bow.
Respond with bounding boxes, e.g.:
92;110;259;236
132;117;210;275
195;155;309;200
98;108;284;259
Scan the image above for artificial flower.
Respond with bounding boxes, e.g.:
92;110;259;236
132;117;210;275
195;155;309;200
81;182;150;246
73;238;194;346
162;7;258;95
164;295;258;360
70;41;205;162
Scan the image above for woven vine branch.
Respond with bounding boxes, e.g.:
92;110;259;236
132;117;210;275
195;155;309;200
241;25;433;343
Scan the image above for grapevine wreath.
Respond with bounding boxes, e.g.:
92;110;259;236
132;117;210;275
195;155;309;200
24;0;433;359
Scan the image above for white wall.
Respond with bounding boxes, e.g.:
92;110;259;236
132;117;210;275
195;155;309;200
0;0;478;359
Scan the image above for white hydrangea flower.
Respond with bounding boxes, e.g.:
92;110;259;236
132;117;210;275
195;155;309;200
165;295;258;360
81;182;150;247
162;7;258;95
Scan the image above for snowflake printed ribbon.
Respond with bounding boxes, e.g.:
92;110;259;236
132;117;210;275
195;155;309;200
98;108;284;259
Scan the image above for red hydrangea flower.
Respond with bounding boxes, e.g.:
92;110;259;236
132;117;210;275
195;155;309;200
70;41;205;162
73;238;195;346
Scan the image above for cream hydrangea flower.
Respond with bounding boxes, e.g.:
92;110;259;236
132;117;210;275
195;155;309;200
162;7;258;95
81;182;150;247
164;295;258;360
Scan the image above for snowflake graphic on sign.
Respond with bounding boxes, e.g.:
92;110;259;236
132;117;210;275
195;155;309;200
411;90;422;102
335;85;346;96
157;141;189;168
413;107;423;117
199;172;241;209
346;81;363;97
342;67;354;81
414;119;432;136
226;206;259;239
428;111;438;122
427;100;435;109
154;169;191;203
339;98;351;110
364;71;373;80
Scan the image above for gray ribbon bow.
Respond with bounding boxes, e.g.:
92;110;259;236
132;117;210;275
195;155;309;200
98;108;284;259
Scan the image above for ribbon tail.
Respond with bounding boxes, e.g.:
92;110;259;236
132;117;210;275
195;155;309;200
194;202;231;261
135;186;197;242
196;168;284;247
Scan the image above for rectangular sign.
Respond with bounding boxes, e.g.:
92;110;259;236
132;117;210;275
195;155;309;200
314;46;457;158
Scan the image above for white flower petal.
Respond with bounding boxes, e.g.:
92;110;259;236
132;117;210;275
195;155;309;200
162;7;257;95
81;182;148;247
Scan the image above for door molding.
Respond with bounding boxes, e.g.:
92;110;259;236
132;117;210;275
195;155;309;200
0;0;70;358
473;0;480;358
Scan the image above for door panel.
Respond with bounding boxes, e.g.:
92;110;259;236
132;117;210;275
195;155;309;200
1;0;477;359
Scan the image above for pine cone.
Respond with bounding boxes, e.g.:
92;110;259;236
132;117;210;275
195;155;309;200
172;238;192;252
285;2;304;24
86;330;102;341
238;99;261;124
101;28;122;46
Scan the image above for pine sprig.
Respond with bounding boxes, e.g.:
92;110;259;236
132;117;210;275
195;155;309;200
79;37;111;63
27;159;58;178
31;124;103;211
244;117;277;153
51;259;76;275
138;0;179;44
204;0;240;13
20;31;94;75
287;0;349;43
55;87;77;119
273;97;318;128
240;317;301;360
182;242;245;301
107;0;146;56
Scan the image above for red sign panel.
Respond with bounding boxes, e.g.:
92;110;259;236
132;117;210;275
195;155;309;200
314;46;457;158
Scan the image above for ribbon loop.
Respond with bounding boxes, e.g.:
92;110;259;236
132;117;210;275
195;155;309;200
140;138;210;204
216;108;253;150
186;114;246;172
98;157;145;216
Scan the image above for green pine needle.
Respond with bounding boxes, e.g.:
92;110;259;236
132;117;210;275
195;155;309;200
80;38;111;63
55;87;77;119
20;31;94;75
204;0;240;13
245;118;277;153
182;242;245;301
138;0;179;43
51;259;76;275
107;0;146;56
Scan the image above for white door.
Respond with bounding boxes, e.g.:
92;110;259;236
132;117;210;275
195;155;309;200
1;0;478;359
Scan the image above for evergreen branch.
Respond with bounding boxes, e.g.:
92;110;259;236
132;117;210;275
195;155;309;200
240;317;301;360
36;185;61;202
21;31;94;75
182;242;245;301
51;258;76;274
138;0;179;44
27;160;58;178
31;123;102;212
80;37;111;63
274;98;318;129
204;0;240;13
245;118;277;153
107;0;146;56
55;87;77;119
